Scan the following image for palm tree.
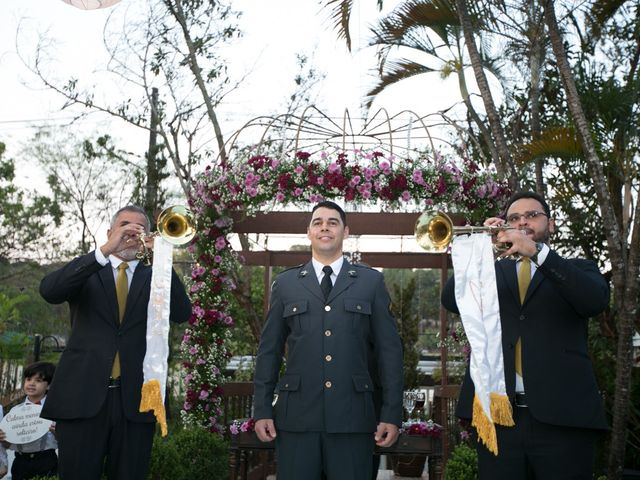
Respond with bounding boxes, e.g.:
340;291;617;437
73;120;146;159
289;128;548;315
365;0;504;169
543;1;639;478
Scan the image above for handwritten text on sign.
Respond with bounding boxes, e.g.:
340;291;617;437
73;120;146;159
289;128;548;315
0;404;52;444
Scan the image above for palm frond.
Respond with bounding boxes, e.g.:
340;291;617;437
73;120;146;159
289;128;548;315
323;0;355;51
587;0;627;39
364;60;438;110
516;127;582;165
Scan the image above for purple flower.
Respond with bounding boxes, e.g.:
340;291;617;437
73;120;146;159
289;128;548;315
230;424;239;435
215;236;227;250
191;265;206;278
199;390;210;400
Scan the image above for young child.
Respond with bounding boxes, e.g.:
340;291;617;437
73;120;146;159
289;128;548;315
0;362;57;480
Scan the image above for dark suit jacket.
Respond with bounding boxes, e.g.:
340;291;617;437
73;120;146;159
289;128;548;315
253;260;403;433
39;251;191;423
441;249;609;431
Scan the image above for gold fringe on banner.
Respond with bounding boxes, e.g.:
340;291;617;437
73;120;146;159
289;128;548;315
490;392;515;427
140;379;167;436
472;395;498;455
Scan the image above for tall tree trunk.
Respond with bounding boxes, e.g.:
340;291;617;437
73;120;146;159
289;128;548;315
145;87;161;219
166;0;228;167
527;1;546;195
454;0;518;189
544;1;639;478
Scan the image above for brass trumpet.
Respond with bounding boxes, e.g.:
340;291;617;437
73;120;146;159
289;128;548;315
137;205;196;264
415;210;513;253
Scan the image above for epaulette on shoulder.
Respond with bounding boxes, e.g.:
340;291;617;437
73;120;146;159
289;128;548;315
280;263;305;274
351;262;376;271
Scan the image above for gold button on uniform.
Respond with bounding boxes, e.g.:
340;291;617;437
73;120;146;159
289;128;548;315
357;305;362;310
324;305;331;312
325;355;332;362
325;381;332;388
324;330;332;337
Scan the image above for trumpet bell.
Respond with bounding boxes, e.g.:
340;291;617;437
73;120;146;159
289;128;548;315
415;210;453;253
157;205;196;245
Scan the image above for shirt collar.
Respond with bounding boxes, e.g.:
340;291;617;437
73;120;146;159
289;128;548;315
311;256;344;280
25;395;46;406
109;256;140;271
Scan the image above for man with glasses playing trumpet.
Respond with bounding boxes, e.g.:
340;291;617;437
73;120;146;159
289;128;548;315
39;205;192;480
442;191;609;480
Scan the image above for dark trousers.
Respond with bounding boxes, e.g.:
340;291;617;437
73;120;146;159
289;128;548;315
276;431;374;480
11;449;57;480
55;387;155;480
477;406;600;480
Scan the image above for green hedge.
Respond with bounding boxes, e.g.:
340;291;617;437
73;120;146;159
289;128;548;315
148;427;229;480
444;443;478;480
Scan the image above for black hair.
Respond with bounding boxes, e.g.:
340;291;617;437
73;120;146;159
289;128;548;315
503;191;551;218
110;205;151;233
311;201;347;226
24;361;56;384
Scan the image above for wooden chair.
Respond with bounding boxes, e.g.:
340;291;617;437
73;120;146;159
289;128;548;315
222;382;276;480
431;384;461;480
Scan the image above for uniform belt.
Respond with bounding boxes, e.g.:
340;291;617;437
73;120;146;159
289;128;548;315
515;392;528;407
108;377;121;388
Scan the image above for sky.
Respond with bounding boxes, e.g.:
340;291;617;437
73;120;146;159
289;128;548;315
0;0;467;251
0;0;465;160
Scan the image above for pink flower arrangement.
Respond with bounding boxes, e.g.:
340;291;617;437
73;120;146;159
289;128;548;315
229;418;256;435
401;419;443;438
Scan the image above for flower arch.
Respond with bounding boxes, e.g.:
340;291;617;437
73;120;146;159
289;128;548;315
180;146;510;432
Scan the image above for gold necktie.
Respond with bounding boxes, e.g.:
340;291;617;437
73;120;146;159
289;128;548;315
515;258;531;377
111;262;129;378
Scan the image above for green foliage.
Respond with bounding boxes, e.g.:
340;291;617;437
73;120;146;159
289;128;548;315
148;427;229;480
0;291;29;331
0;331;31;360
0;262;73;338
0;142;63;262
444;443;478;480
389;273;420;390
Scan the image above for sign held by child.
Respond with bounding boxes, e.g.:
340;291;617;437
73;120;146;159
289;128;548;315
0;404;52;444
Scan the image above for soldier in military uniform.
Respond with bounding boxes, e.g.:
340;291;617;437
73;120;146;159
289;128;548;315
253;201;403;480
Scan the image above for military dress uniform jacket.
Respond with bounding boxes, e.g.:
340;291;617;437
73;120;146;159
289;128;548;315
253;260;403;433
39;251;192;423
441;249;609;431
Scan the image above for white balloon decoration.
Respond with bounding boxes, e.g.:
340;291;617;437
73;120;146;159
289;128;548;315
61;0;121;9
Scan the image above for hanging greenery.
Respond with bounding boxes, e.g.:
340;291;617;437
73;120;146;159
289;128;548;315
180;148;510;432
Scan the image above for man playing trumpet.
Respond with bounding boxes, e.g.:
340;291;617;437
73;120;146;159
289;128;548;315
39;205;191;480
442;191;609;479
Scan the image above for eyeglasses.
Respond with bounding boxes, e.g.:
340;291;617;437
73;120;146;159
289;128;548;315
505;211;548;223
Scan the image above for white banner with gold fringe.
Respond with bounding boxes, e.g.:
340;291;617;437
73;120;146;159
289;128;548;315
139;236;173;436
451;234;514;455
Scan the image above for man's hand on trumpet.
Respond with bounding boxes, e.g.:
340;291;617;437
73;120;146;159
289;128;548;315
484;216;539;260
